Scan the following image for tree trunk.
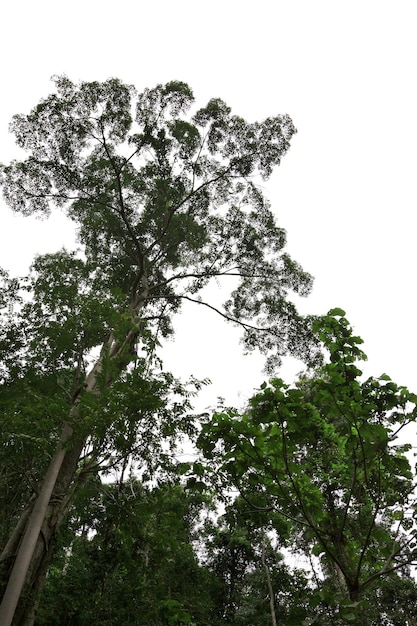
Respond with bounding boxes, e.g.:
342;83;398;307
0;294;146;625
0;422;75;626
13;437;86;626
0;438;86;626
261;535;277;626
0;499;34;584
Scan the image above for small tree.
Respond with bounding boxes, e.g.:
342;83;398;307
198;309;417;624
201;495;311;625
0;77;314;623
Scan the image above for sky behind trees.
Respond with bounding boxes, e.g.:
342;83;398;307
1;0;416;407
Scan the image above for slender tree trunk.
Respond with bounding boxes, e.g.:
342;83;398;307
0;350;108;623
16;529;57;626
0;498;34;583
261;535;277;626
0;445;85;626
0;405;92;626
14;437;86;626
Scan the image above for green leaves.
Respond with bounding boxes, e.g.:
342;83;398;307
0;78;337;622
197;311;417;620
1;76;314;368
37;481;213;626
327;307;346;317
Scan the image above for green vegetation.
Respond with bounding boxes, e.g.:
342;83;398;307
197;310;417;624
1;78;416;625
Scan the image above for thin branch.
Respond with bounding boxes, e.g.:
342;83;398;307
276;407;349;580
261;532;277;626
338;455;358;542
177;294;265;331
361;547;417;591
147;268;274;294
390;417;416;441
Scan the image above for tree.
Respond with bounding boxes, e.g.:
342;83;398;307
197;309;417;625
0;76;314;624
200;495;312;625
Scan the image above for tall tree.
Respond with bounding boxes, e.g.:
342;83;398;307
0;77;314;623
197;310;417;624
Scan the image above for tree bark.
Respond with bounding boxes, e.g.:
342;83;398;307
261;535;277;626
0;498;34;583
0;422;73;626
0;436;86;626
14;437;86;626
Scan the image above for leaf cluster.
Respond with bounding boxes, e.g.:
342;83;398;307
196;310;417;620
1;76;316;367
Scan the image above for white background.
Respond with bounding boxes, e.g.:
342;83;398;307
1;1;416;411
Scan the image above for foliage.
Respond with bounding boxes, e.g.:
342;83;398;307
35;479;316;626
0;76;317;372
197;309;417;624
200;496;312;625
0;76;316;623
3;77;415;625
36;480;216;626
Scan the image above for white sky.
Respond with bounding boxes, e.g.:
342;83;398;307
1;1;416;411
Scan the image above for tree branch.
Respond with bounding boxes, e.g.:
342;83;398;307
176;294;266;331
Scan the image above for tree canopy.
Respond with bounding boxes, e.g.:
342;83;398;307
1;76;316;372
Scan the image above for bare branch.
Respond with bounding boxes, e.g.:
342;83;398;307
176;294;266;331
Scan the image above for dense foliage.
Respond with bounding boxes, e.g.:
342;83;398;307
17;306;417;625
197;310;417;624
